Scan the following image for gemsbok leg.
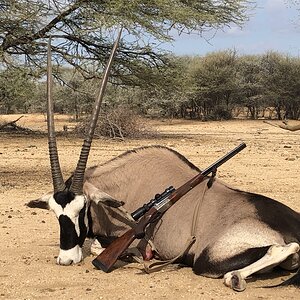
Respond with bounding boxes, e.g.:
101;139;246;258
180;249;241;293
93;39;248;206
223;242;300;291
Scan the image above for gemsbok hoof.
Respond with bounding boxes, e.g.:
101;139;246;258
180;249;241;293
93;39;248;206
224;271;246;292
231;271;246;292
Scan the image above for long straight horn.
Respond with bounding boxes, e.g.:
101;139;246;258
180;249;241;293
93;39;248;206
70;28;122;194
47;38;66;193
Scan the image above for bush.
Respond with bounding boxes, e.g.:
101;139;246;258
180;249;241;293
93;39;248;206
205;107;232;121
75;106;157;139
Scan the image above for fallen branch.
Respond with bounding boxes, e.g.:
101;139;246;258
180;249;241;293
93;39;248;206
0;116;24;130
0;115;38;133
263;120;300;132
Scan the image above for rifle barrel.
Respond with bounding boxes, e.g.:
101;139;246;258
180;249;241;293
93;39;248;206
201;142;246;176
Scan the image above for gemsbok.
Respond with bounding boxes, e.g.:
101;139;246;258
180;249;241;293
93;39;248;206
27;30;300;292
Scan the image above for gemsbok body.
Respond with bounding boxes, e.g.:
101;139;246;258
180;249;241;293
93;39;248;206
27;30;300;292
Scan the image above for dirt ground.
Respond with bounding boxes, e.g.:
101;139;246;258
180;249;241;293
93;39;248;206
0;114;299;300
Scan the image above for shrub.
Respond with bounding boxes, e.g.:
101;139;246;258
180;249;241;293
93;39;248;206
75;106;156;139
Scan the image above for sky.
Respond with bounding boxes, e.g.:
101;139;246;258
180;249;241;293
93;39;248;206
163;0;300;57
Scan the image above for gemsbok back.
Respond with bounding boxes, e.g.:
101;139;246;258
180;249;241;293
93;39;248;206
27;30;300;292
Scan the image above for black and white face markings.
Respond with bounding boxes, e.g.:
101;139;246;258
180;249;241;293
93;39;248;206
48;191;89;265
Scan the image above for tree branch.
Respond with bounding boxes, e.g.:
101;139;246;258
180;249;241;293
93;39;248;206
0;115;24;129
2;0;86;51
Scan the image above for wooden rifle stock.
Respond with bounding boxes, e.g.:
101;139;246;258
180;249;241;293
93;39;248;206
92;143;246;272
92;228;136;272
92;206;162;272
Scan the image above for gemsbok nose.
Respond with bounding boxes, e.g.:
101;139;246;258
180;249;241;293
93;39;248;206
57;246;83;265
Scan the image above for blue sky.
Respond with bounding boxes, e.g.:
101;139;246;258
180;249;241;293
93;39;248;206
163;0;300;57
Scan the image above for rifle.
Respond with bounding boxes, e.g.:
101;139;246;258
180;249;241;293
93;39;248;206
131;186;175;221
92;142;246;272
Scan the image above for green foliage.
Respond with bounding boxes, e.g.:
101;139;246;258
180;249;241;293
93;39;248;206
190;50;238;119
129;55;193;117
235;55;265;119
0;66;36;113
0;0;255;122
54;70;96;119
0;0;251;84
1;50;300;122
134;51;300;121
260;52;300;119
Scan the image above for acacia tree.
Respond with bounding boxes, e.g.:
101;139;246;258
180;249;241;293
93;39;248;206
54;70;96;119
0;0;251;84
0;66;35;113
235;55;265;119
191;50;238;120
261;52;300;120
128;55;195;118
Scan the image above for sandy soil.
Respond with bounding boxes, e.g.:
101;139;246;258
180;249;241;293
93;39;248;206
0;115;299;300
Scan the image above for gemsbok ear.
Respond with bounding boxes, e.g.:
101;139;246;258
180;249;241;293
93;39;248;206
101;198;125;208
26;193;52;210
